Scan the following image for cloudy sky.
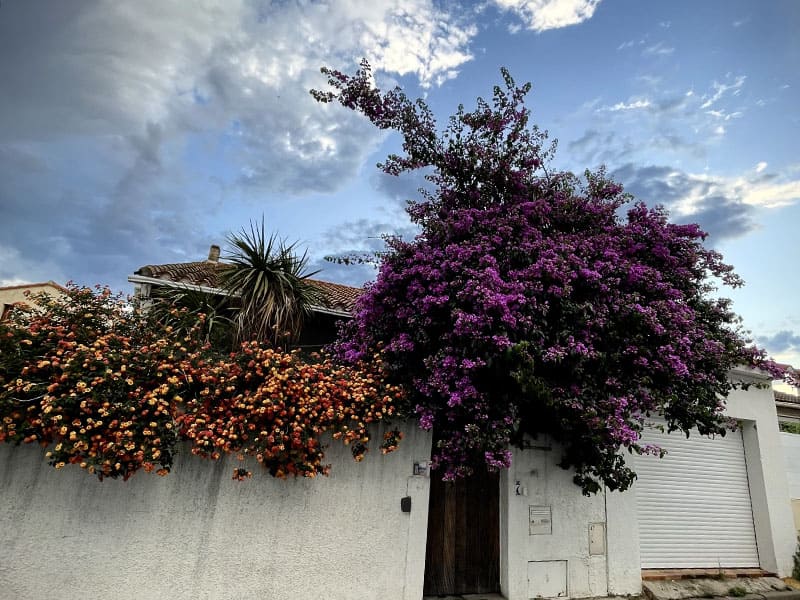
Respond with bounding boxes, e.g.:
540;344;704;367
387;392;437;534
1;0;798;366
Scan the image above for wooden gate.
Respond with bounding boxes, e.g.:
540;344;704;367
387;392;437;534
423;467;500;596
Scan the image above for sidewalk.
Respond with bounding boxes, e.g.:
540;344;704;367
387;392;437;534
643;576;800;600
421;577;800;600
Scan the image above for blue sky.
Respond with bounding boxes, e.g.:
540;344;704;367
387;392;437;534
1;0;798;367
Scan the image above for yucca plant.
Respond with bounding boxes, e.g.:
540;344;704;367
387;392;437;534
220;218;326;348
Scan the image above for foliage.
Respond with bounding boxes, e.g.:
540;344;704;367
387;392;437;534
780;421;800;435
312;61;788;493
794;536;800;581
0;284;403;481
147;285;236;349
220;218;326;348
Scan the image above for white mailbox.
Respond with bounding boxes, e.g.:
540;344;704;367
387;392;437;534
529;505;552;535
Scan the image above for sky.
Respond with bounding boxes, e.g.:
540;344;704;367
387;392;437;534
1;0;798;368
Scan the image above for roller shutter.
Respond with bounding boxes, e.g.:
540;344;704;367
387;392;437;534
632;422;759;569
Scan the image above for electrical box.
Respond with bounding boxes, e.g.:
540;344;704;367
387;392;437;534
527;560;567;598
588;522;605;555
529;505;552;535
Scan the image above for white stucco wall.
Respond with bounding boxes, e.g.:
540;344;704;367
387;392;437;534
498;372;797;600
780;432;800;500
779;432;800;531
724;369;797;576
499;439;642;600
0;423;432;600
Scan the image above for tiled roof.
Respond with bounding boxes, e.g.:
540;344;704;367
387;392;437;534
133;261;362;314
775;391;800;405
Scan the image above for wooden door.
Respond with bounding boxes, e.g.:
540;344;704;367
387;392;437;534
423;467;500;596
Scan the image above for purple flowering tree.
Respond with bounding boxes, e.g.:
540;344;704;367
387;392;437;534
312;62;785;494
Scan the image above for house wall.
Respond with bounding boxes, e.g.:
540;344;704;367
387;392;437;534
499;440;641;600
3;372;794;600
498;371;797;599
725;369;797;576
0;423;432;600
0;281;64;319
779;432;800;531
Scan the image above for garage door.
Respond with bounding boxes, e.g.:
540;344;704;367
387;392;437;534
632;422;759;569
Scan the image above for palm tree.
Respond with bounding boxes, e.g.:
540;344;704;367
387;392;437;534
220;218;326;348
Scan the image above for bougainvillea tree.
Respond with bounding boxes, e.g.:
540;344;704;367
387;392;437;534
312;61;786;494
0;284;403;481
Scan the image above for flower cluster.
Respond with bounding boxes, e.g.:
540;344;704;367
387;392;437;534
178;343;401;478
0;284;403;481
315;62;792;494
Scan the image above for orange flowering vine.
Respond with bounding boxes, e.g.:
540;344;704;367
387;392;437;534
0;284;404;482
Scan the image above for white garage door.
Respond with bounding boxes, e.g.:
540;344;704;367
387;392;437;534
632;422;760;569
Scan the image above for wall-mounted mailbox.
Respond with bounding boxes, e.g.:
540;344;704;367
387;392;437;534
413;461;430;477
400;496;412;512
529;505;552;535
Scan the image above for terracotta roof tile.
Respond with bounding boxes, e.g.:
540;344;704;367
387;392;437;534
134;261;362;313
775;391;800;405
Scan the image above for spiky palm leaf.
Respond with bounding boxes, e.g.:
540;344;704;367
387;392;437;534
220;219;326;348
145;285;235;348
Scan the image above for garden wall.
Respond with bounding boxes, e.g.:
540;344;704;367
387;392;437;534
0;423;432;600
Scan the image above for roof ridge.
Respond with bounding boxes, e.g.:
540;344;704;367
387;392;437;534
131;261;363;313
0;280;67;292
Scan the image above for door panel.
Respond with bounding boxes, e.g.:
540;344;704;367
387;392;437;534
424;468;500;595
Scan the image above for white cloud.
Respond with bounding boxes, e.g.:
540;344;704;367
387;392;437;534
700;75;747;109
756;162;768;173
612;163;800;243
0;243;66;287
492;0;601;32
0;278;33;288
705;109;744;120
674;172;800;212
0;0;487;287
599;98;652;112
0;1;483;192
714;125;726;135
643;41;674;56
739;179;800;208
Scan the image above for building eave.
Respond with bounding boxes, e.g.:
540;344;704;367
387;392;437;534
127;274;352;318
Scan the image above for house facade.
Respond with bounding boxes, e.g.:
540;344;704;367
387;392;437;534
0;280;66;320
0;367;793;600
776;387;800;532
0;255;796;599
498;367;796;599
127;245;360;350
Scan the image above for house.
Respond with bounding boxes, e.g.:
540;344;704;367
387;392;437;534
0;257;797;599
776;389;800;424
495;366;795;599
127;245;362;348
0;280;66;321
